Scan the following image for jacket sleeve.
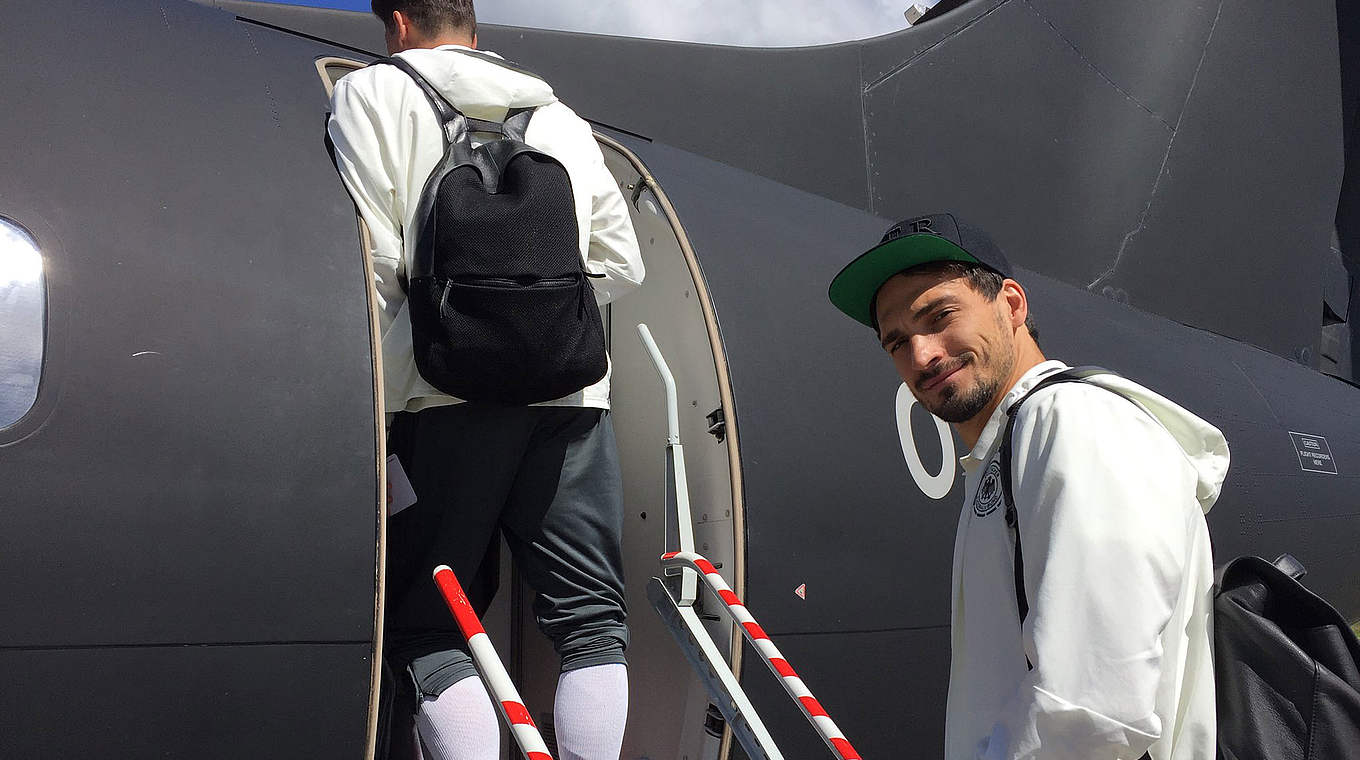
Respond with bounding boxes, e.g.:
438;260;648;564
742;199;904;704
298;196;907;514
571;117;644;305
326;75;407;335
979;385;1196;760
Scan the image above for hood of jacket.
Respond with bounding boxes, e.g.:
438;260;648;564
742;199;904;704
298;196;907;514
1083;373;1230;514
393;45;558;120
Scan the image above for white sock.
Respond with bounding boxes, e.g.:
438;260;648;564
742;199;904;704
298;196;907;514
553;664;629;760
414;676;500;760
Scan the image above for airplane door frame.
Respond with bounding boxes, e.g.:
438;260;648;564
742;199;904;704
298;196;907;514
315;55;388;760
594;133;748;760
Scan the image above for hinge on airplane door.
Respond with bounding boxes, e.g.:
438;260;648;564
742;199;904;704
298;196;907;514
629;175;649;207
706;407;726;442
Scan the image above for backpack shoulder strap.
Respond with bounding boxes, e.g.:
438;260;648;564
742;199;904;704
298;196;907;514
999;366;1114;523
432;49;544;143
373;56;471;151
501;108;536;142
375;57;540;149
998;366;1113;669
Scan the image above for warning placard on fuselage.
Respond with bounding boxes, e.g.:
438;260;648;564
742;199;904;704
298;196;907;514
1288;432;1338;475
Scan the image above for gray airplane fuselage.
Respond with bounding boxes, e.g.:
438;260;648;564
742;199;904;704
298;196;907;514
0;1;1357;758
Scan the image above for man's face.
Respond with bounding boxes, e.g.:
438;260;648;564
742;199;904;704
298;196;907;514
874;269;1017;424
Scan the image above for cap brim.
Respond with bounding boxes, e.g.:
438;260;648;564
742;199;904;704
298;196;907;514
828;234;981;328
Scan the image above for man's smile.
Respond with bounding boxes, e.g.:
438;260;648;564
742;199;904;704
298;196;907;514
920;356;970;393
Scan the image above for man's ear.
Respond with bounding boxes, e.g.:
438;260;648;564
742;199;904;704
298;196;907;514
470;32;478;49
1001;279;1028;331
392;10;412;48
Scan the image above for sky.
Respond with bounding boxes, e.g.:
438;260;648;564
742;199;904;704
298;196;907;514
260;0;930;47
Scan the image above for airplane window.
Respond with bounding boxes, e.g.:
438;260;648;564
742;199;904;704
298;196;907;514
0;217;45;429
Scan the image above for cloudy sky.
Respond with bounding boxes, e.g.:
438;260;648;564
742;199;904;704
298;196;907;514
264;0;929;47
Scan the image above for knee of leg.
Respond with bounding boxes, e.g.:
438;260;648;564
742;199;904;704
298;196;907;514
555;625;629;673
408;649;480;700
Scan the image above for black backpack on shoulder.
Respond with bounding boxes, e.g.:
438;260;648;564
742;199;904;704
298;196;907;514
1214;555;1360;760
999;367;1360;760
378;54;607;405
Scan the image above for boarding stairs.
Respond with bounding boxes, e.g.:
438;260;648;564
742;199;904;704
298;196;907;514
424;324;863;760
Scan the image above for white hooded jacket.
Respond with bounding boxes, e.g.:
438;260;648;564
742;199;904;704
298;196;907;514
948;361;1229;760
327;45;644;414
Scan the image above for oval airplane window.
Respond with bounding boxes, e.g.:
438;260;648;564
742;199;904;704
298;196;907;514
0;218;45;429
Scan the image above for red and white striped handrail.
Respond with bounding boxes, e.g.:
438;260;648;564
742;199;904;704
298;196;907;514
432;565;555;760
661;551;863;760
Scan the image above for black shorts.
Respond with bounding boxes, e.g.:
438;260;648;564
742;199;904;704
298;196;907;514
384;403;628;696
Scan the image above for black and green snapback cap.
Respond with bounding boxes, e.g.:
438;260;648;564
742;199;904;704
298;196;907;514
827;212;1013;328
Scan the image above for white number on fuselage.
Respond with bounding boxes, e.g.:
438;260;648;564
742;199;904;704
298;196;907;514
895;383;956;500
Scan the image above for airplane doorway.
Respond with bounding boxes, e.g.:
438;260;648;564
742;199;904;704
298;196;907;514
500;136;746;760
315;56;745;760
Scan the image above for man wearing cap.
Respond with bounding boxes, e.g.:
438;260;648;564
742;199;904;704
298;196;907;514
828;214;1229;760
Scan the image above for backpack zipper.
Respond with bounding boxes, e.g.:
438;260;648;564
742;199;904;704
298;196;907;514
453;275;579;288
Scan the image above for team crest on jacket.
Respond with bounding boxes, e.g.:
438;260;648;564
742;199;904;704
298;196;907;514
974;460;1003;517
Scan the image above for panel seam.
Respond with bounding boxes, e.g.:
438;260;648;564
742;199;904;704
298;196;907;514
0;640;368;652
1230;357;1286;427
767;623;949;637
864;0;1011;93
1252;511;1360;524
1021;0;1173;131
859;44;875;215
235;15;384;59
1088;0;1226;290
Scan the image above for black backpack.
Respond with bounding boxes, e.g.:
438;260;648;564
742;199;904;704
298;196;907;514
378;54;607;406
999;367;1360;759
1214;555;1360;760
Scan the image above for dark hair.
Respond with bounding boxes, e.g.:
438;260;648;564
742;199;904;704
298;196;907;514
872;260;1040;345
372;0;476;37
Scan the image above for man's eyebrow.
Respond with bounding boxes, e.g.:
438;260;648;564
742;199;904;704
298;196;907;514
879;296;957;348
912;296;956;322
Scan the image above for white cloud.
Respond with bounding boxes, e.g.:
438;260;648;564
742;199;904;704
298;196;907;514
477;0;919;47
